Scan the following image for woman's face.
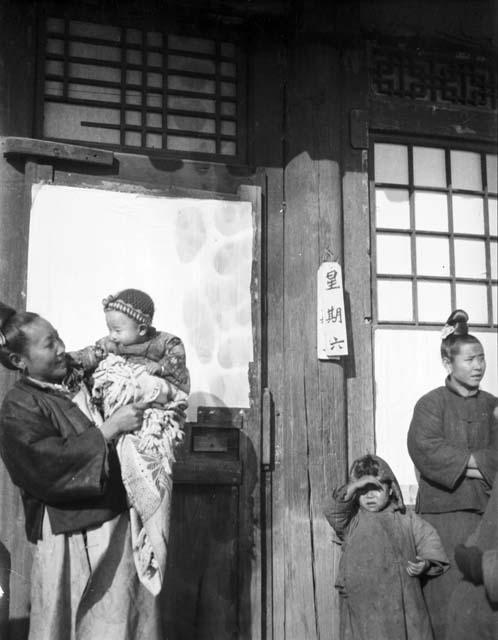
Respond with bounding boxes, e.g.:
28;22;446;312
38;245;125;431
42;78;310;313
17;317;67;383
445;342;486;391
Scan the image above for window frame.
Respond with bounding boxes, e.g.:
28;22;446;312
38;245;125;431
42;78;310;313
35;8;248;164
370;134;498;330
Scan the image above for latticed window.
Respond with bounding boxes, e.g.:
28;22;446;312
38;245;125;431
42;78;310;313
372;141;498;326
40;17;244;160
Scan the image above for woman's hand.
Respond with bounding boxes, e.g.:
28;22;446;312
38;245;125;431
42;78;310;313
100;401;151;441
465;468;484;479
465;453;484;479
406;556;430;577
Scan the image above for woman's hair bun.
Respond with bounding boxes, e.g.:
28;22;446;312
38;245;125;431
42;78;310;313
445;309;469;336
0;302;16;331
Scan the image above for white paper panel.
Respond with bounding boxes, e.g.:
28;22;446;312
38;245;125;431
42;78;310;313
374;143;408;185
377;280;413;321
452;194;484;235
27;185;254;420
414;191;448;232
416;236;450;277
455;283;489;324
417;281;451;322
44;103;121;143
487;154;497;193
375;328;498;504
375;188;410;229
454;238;487;278
376;234;412;274
491;240;497;279
451;150;482;191
489;198;497;236
413;146;446;188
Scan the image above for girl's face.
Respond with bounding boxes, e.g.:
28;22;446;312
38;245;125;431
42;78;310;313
358;482;391;512
105;310;146;346
444;342;486;391
14;317;67;383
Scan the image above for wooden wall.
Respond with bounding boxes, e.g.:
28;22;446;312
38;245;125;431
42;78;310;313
250;30;349;636
0;3;37;637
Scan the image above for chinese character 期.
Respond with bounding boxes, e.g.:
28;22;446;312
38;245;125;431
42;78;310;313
326;306;342;324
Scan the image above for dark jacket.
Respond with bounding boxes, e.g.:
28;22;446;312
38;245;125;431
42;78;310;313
407;378;498;514
446;473;498;639
0;378;127;543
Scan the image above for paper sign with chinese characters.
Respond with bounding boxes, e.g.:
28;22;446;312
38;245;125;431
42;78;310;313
317;261;348;358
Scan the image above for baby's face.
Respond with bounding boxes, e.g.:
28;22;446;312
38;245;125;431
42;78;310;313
105;310;144;346
358;482;391;512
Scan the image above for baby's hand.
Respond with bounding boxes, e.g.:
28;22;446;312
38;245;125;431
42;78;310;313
145;361;162;375
94;338;109;359
406;556;430;577
94;343;108;360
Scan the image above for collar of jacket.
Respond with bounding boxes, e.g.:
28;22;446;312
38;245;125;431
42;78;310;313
445;375;480;398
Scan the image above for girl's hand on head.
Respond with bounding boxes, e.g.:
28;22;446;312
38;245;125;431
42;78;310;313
406;557;430;577
351;475;383;491
344;475;383;500
100;401;151;440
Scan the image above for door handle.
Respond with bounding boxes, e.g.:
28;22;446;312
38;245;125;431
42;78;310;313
262;387;272;469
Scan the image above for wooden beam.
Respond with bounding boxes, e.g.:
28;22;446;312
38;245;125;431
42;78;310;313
173;460;242;485
1;137;114;166
281;40;346;640
370;97;498;144
342;48;376;465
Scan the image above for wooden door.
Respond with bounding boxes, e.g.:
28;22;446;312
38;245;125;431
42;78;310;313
0;151;263;640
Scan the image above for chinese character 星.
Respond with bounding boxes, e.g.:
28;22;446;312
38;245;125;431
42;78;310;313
326;269;340;290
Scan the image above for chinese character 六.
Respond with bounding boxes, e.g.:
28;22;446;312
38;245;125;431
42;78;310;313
328;337;345;351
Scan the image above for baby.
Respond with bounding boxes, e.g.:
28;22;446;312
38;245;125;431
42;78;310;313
72;288;189;595
324;454;449;640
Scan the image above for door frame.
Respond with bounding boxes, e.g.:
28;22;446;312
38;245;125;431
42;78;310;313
1;137;264;639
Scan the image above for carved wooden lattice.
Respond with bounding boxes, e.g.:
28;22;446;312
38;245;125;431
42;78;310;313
370;43;497;109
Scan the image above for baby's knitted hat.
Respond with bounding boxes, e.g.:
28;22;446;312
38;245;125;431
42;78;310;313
103;288;155;326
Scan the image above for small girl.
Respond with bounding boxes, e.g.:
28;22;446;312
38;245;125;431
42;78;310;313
72;288;190;596
324;454;449;640
407;309;498;639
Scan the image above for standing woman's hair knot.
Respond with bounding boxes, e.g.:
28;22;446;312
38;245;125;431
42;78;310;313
440;309;480;361
0;301;40;371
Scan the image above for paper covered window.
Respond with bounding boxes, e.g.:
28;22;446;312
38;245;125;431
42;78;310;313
373;142;498;326
40;17;243;160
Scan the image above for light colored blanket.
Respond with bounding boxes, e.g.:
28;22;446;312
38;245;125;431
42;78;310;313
92;353;187;595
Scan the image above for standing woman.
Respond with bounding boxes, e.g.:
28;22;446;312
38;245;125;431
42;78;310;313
0;302;162;640
407;309;498;640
